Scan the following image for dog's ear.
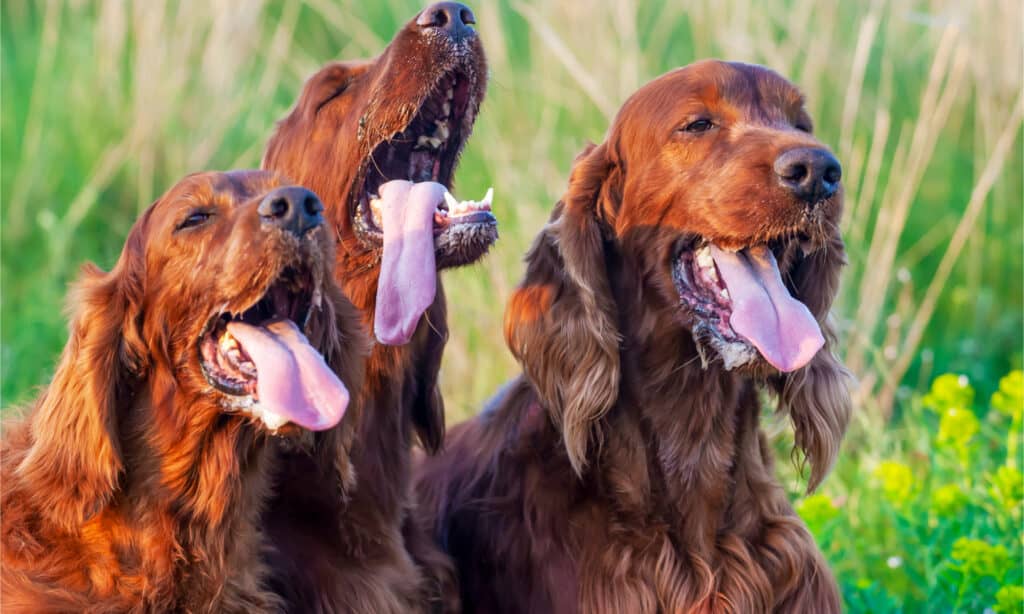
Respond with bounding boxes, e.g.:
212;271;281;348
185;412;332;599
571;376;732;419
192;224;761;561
17;227;148;530
775;230;852;492
409;294;448;454
307;282;370;493
505;142;621;476
262;62;361;169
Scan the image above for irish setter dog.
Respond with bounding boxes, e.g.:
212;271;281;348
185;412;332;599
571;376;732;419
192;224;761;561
1;171;365;613
417;60;852;613
262;3;492;611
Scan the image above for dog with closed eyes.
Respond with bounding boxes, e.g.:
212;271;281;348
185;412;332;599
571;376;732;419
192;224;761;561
1;170;365;613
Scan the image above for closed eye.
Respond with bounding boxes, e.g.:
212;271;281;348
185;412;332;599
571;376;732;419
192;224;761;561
176;210;213;231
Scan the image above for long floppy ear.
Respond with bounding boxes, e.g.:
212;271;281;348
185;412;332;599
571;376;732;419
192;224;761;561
776;230;852;492
505;142;621;475
306;282;370;493
409;290;448;454
16;230;147;530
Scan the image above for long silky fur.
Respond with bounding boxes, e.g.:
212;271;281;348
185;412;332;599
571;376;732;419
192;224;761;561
417;61;851;613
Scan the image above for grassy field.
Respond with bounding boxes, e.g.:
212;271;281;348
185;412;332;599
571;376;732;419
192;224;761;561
2;1;1021;611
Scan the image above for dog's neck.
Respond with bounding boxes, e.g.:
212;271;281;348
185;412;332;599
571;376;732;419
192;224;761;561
121;386;275;567
602;267;768;553
333;250;444;526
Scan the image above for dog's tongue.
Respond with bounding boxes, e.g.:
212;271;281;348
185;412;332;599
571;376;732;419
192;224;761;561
374;179;443;345
226;319;349;431
709;245;824;372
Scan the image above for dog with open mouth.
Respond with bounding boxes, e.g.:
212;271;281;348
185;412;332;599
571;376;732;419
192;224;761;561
262;2;491;611
0;171;365;613
416;60;852;613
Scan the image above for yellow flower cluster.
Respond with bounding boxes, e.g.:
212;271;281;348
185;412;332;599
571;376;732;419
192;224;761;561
873;461;914;506
951;537;1010;579
994;585;1024;614
930;483;968;516
796;494;839;531
936;406;980;452
988;466;1024;515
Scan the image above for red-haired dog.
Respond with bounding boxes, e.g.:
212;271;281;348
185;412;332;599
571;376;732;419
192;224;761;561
1;171;364;613
262;3;492;611
417;60;851;613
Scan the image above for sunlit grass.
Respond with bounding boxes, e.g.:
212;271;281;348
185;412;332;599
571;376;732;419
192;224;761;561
2;2;1021;610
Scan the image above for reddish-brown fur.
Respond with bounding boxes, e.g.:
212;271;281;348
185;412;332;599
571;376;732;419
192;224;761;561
262;7;487;613
417;61;852;613
1;171;365;613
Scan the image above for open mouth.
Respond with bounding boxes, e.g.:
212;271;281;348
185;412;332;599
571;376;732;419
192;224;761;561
352;68;497;258
198;266;349;432
673;238;824;373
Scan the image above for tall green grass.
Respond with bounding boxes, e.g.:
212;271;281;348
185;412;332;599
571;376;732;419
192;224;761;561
2;1;1021;610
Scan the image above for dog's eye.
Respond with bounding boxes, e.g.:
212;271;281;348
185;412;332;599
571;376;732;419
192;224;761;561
679;119;715;134
176;210;212;231
795;123;813;133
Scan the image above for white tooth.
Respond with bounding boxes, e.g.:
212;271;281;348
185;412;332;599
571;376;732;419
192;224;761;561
442;101;451;116
417;135;432;148
446;87;453;99
259;406;288;431
443;192;459;212
721;288;730;300
428;137;443;149
312;286;322;309
696;250;713;269
434;121;450;141
482;187;493;206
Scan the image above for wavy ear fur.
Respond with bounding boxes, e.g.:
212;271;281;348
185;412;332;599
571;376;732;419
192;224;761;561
409;293;448;454
17;230;147;530
305;281;370;492
776;231;852;491
504;143;621;475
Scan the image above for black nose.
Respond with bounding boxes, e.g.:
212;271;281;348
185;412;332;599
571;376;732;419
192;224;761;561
257;187;324;237
417;2;476;40
774;147;842;204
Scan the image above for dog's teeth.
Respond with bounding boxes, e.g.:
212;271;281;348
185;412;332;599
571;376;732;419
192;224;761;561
219;331;238;349
721;288;730;300
482;187;493;207
443;191;459;212
417;135;432;148
696;249;713;269
434;120;450;141
446;87;453;100
442;101;451;116
257;405;288;431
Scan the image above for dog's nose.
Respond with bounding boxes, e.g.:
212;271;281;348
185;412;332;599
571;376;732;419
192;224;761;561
774;147;842;204
417;2;476;40
258;187;324;237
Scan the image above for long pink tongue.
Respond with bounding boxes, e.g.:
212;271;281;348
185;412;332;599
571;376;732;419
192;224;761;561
709;245;824;372
226;319;349;430
374;179;444;345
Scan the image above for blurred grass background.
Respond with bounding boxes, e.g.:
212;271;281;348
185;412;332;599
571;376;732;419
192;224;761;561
2;1;1022;611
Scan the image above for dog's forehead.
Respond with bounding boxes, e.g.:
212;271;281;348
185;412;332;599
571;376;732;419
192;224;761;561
159;170;285;209
623;61;807;126
714;62;806;118
210;170;285;203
